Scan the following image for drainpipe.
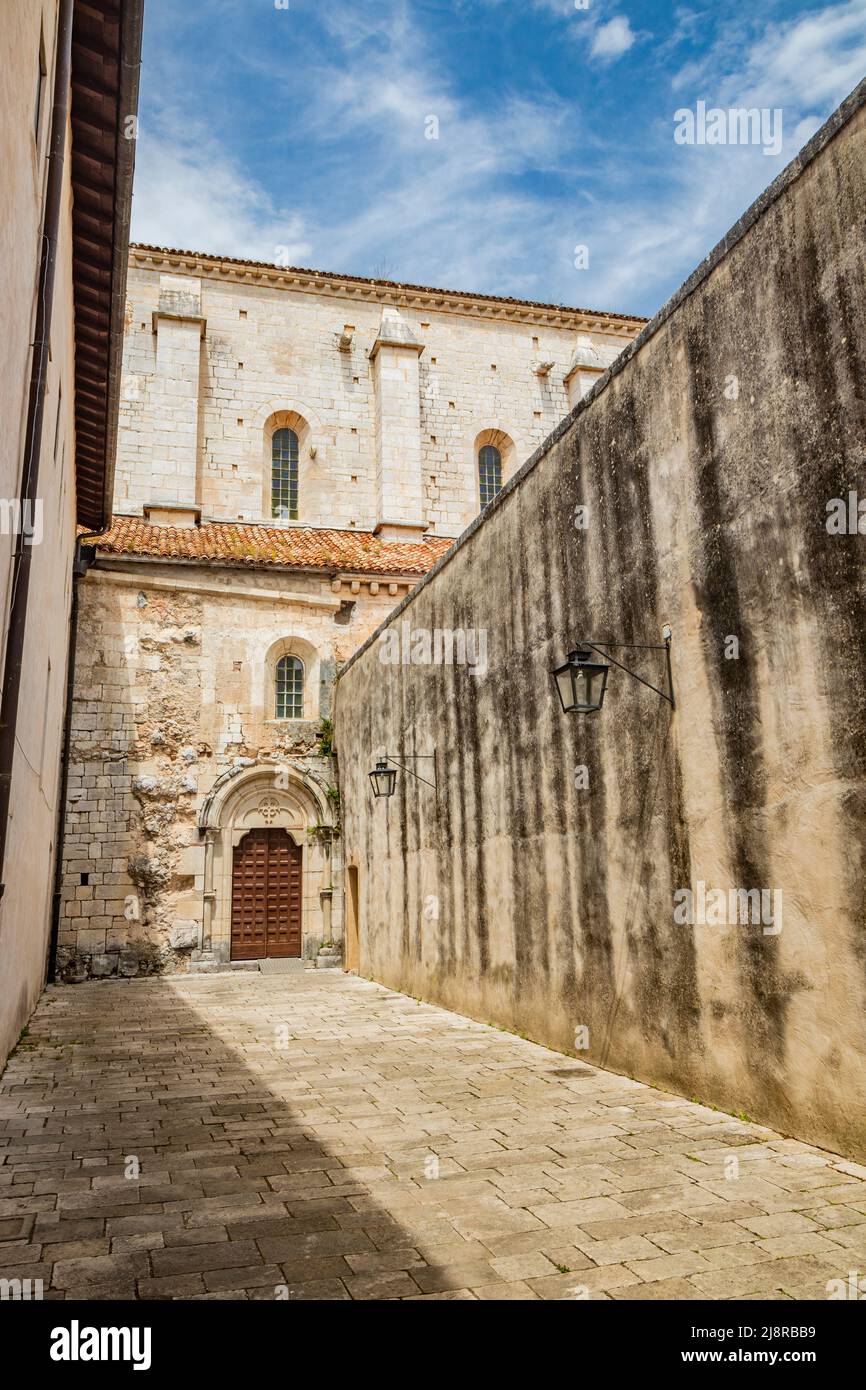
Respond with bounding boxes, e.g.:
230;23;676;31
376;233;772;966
0;0;75;904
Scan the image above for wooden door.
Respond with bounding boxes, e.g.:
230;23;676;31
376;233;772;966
231;828;302;959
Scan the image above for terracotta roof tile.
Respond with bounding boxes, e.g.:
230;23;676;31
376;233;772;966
92;516;454;577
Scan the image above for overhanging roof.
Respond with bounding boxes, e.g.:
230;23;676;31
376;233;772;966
70;0;143;530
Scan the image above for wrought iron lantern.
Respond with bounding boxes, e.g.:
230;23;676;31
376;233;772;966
369;759;397;798
552;631;674;715
552;647;610;714
368;752;437;799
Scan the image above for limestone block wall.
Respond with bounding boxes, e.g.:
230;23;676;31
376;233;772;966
150;283;205;506
115;249;639;537
56;560;419;979
371;311;425;534
334;88;866;1159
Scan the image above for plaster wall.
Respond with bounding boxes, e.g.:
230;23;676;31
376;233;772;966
334;91;866;1158
0;0;79;1065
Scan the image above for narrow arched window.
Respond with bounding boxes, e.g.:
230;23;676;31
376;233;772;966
478;444;502;509
271;427;299;520
275;655;304;719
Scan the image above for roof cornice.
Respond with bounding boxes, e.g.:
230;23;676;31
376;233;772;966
128;244;646;336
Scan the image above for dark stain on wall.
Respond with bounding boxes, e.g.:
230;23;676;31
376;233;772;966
772;193;866;990
682;307;802;1117
583;369;702;1074
336;93;866;1158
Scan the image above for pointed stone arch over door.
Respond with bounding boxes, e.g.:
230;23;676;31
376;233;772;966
231;827;303;959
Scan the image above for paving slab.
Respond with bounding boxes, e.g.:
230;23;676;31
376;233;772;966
1;971;864;1300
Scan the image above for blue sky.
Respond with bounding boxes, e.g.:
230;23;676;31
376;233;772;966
131;0;866;318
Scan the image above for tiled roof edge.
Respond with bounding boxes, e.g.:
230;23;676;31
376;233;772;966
129;243;647;327
88;517;454;579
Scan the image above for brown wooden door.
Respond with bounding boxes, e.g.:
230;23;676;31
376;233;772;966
231;828;302;959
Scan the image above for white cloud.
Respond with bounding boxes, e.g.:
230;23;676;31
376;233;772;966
131;126;311;263
131;3;578;298
581;0;866;309
471;0;578;16
672;0;866;107
255;8;582;292
722;0;866;112
296;81;577;295
590;16;636;61
129;0;866;318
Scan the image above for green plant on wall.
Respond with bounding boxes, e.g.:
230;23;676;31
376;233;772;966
308;784;341;843
308;821;341;843
316;718;334;758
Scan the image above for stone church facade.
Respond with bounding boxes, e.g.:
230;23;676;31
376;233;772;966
56;244;642;979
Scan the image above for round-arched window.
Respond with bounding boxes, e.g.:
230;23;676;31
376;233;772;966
275;654;304;719
272;427;299;519
478;444;502;509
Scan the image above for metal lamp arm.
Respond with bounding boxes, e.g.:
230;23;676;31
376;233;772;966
385;753;438;791
579;640;675;708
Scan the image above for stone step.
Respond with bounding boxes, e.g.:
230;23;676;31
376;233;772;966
259;957;309;975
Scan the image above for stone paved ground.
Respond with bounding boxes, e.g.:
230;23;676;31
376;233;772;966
2;971;866;1301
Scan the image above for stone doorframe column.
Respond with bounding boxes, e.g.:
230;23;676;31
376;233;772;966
202;829;217;952
197;763;336;963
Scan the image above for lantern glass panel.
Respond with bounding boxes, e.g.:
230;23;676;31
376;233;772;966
552;651;609;713
582;663;608;711
369;761;397;798
555;663;575;712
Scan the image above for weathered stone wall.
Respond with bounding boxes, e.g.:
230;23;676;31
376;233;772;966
116;249;638;537
334;88;866;1159
56;560;412;981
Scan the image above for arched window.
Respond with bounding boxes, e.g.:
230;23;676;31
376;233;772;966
275;655;304;719
478;444;502;509
272;427;299;520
